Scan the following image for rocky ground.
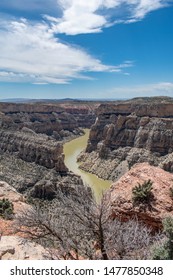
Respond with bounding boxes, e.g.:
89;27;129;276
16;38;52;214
0;181;50;259
108;162;173;230
1;162;173;259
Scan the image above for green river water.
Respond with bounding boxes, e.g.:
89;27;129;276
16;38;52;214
63;129;112;201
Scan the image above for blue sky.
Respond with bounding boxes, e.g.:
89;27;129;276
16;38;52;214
0;0;173;100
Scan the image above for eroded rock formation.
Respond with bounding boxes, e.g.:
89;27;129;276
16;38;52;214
0;128;67;172
78;97;173;180
0;102;96;137
0;101;95;198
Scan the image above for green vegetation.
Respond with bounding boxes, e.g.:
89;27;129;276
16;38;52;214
152;217;173;259
132;179;153;204
0;198;14;220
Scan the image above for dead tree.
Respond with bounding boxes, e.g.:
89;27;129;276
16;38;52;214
15;185;159;259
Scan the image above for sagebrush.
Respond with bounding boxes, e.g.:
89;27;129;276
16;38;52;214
0;198;14;220
132;179;153;203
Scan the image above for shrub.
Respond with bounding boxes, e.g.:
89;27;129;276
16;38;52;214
152;216;173;260
132;179;153;204
0;198;14;220
15;188;158;260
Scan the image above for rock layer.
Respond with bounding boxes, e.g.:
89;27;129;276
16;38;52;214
79;97;173;180
0;128;67;173
0;101;95;198
0;102;96;137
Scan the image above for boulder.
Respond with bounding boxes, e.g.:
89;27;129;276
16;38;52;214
108;163;173;230
0;236;49;260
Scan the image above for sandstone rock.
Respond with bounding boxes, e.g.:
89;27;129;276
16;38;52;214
0;236;49;259
0;245;15;258
82;97;173;179
30;179;57;200
0;102;96;134
108;163;173;230
0;181;32;237
0;149;84;201
0;181;24;204
0;129;68;173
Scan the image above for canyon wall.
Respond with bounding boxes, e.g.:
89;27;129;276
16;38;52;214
0;101;95;199
0;102;96;137
0;128;67;173
78;97;173;180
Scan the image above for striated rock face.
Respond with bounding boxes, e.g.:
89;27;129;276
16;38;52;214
0;150;83;199
0;102;96;137
108;163;173;230
79;97;173;180
0;102;94;198
87;98;173;154
0;128;67;173
0;115;86;200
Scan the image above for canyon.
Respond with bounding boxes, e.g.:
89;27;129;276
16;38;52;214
0;101;97;199
1;97;173;259
79;97;173;180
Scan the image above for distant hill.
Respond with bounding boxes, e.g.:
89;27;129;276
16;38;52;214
0;98;33;103
0;97;125;103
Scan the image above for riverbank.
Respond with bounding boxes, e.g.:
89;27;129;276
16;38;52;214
63;129;112;201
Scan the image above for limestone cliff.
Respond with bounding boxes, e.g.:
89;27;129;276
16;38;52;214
0;128;67;172
0;102;89;199
0;102;96;137
78;97;173;180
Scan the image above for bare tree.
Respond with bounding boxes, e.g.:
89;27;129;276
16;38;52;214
14;185;159;260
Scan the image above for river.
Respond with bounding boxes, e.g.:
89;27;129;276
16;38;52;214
63;129;112;201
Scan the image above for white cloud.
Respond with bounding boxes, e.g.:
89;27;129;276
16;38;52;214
50;1;106;35
0;1;169;85
48;0;170;35
0;18;132;84
132;0;166;20
0;1;171;35
109;82;173;98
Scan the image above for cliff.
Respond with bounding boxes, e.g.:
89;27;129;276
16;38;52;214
0;102;96;137
107;163;173;230
78;97;173;180
0;128;67;172
0;102;90;199
0;101;97;198
87;97;173;154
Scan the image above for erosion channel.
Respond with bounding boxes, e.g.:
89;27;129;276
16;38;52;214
63;129;112;201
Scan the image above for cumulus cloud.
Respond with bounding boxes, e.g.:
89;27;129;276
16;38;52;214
109;82;173;98
0;18;132;84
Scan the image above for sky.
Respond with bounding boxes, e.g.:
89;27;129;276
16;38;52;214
0;0;173;100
